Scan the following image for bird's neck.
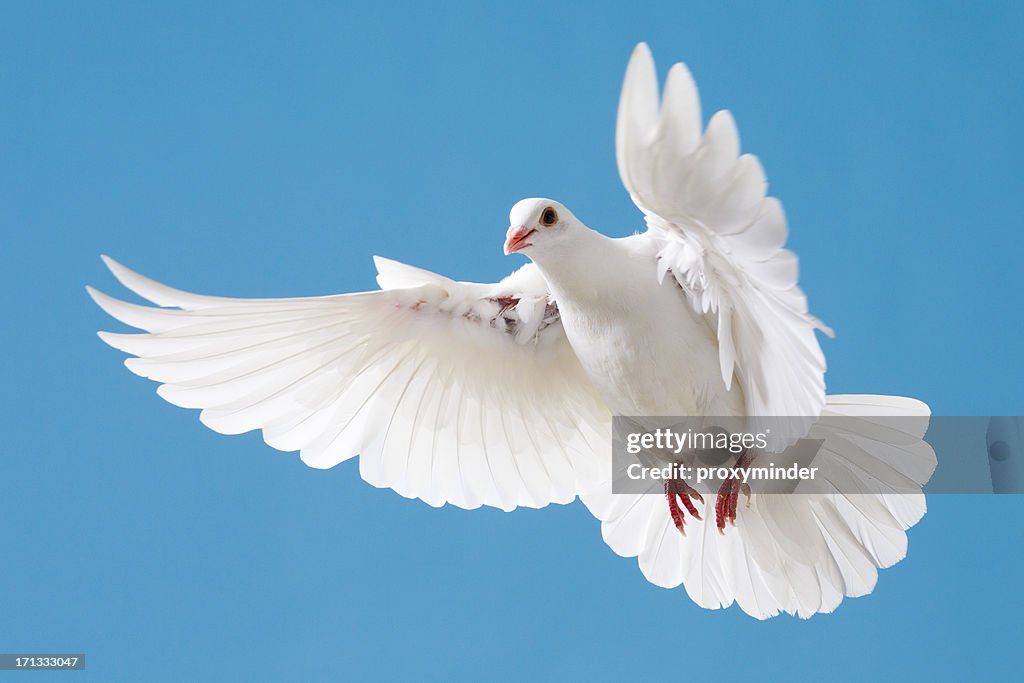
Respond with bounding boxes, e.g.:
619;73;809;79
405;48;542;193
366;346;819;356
529;227;620;307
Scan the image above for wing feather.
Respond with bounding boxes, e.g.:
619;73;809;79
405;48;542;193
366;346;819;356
596;44;933;618
90;256;610;511
616;43;832;417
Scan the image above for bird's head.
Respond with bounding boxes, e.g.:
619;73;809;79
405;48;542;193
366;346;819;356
504;198;582;257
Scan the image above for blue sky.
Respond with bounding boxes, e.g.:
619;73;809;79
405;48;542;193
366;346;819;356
2;1;1022;680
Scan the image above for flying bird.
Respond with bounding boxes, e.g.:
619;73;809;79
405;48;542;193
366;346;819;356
88;43;934;619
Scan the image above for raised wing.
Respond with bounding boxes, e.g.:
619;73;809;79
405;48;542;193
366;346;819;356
89;256;609;511
616;43;832;417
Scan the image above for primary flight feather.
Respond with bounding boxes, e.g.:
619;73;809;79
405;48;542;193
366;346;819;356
89;43;934;619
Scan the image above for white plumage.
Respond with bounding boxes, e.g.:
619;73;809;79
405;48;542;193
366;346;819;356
89;43;934;619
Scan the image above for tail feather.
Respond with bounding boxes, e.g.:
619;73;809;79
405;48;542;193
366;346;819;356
582;394;934;619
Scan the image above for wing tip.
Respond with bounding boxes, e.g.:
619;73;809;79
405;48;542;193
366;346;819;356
85;285;114;310
626;41;655;78
97;254;170;303
631;41;651;59
666;61;693;80
708;108;738;132
99;253;135;286
813;317;836;339
371;255;394;273
90;287;136;346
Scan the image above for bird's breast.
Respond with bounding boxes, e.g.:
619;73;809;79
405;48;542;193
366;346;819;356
556;280;743;417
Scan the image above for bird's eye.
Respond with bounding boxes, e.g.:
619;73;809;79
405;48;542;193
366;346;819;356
540;207;559;227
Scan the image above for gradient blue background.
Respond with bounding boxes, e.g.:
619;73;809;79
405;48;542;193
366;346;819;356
2;1;1022;680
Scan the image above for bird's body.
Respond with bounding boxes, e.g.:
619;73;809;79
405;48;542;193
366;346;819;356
88;43;935;619
528;229;743;417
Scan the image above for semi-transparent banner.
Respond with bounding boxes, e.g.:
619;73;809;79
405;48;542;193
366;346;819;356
611;416;1023;494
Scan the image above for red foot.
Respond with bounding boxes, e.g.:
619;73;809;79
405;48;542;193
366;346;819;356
716;452;754;533
665;479;704;536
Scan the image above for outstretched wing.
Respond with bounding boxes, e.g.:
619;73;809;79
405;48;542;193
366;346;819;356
89;256;609;511
616;43;832;417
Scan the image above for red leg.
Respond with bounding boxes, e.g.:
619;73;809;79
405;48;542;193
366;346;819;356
665;479;704;536
716;452;754;533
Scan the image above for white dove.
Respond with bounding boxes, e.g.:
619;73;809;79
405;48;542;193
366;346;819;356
89;43;934;619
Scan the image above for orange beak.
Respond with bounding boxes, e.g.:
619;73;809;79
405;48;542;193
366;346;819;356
504;226;537;255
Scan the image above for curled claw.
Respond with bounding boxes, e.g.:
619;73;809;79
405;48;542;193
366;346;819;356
715;480;736;533
666;484;685;533
716;454;755;533
665;480;704;535
739;482;752;506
